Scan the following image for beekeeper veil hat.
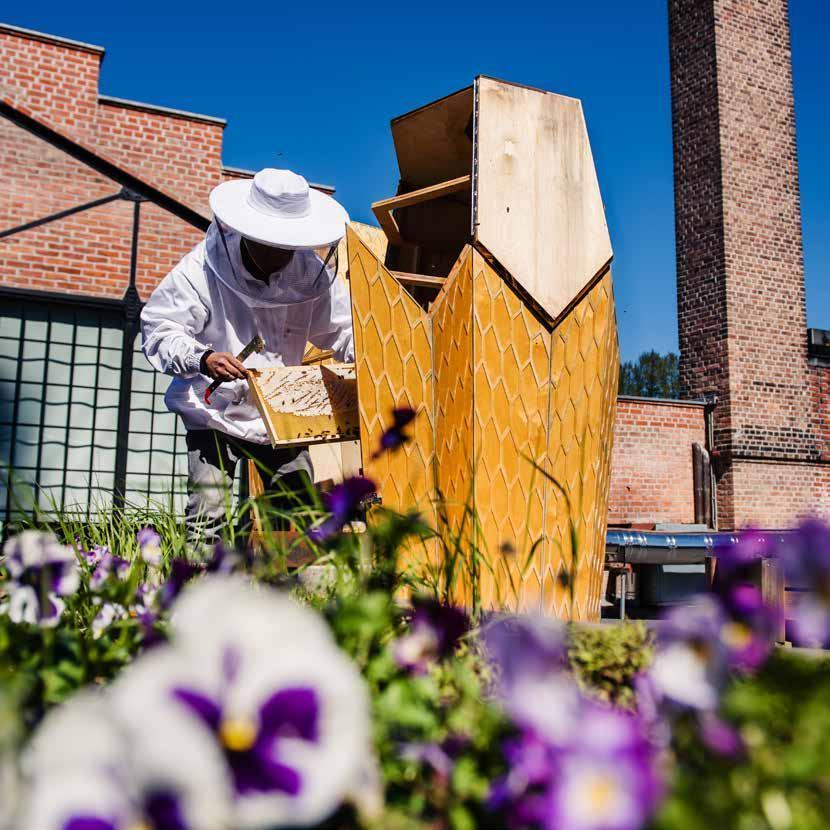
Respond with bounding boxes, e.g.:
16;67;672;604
209;168;348;250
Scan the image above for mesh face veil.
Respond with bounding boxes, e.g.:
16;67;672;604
209;220;340;308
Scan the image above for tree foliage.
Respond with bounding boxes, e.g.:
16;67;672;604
619;350;681;399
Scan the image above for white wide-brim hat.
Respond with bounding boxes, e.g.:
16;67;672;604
209;168;349;250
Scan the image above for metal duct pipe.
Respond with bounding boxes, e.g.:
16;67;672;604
702;392;719;529
692;442;712;526
606;529;790;565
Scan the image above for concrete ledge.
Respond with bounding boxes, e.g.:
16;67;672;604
617;395;708;408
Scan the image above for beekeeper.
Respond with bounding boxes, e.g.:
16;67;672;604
141;168;353;544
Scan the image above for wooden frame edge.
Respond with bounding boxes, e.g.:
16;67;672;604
372;174;472;246
247;372;280;448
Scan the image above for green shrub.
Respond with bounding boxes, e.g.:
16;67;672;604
655;650;830;830
568;621;653;707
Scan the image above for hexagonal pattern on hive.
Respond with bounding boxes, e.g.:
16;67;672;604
471;252;552;612
430;248;477;601
347;227;618;620
543;271;619;621
432;250;475;525
347;227;435;521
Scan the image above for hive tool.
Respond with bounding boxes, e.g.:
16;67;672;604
203;334;266;404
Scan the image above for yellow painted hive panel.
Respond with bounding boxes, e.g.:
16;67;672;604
544;271;618;621
347;226;435;519
471;252;552;612
347;229;617;620
430;248;476;602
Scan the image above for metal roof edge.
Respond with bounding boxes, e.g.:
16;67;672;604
222;166;335;194
0;22;104;55
99;94;227;126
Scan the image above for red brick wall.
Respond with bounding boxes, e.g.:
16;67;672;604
722;461;830;529
609;398;707;526
669;0;731;415
0;28;102;141
669;0;830;528
714;0;811;464
809;365;830;462
95;101;224;213
0;114;205;300
0;25;222;301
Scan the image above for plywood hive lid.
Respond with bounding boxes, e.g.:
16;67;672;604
474;76;613;323
386;76;613;324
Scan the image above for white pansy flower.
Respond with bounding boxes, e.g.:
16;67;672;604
1;531;79;627
114;576;371;828
19;686;232;830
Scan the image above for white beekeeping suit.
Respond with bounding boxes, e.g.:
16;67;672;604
140;167;353;545
141;220;354;444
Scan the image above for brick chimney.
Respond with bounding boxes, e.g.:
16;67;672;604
667;0;823;528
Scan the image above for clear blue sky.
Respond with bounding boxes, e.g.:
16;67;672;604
6;1;828;362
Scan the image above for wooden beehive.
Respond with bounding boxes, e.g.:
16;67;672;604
349;76;618;620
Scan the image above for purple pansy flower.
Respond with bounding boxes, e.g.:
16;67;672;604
205;542;246;574
489;729;557;825
492;702;662;830
778;518;830;647
20;690;231;830
157;544;247;610
718;582;781;671
83;545;108;569
699;713;744;758
394;598;469;674
643;601;754;758
307;476;376;545
158;559;203;610
484;614;579;743
89;550;130;592
64;820;118;830
713;531;782;670
372;407;417;458
137;526;163;566
646;597;730;713
125;583;167;648
120;577;371;828
484;614;568;686
1;531;80;627
399;736;468;781
91;602;127;639
58;787;188;830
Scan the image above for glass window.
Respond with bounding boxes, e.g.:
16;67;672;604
125;334;189;513
0;318;21;339
1;301;125;523
0;298;238;528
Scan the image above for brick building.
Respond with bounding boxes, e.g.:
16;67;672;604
1;9;828;532
609;397;709;527
0;23;333;521
665;0;830;528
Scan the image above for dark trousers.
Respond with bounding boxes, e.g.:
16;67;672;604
185;429;313;547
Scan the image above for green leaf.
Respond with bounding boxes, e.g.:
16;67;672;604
451;756;489;800
449;804;476;830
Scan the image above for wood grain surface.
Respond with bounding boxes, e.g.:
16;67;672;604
474;76;613;324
